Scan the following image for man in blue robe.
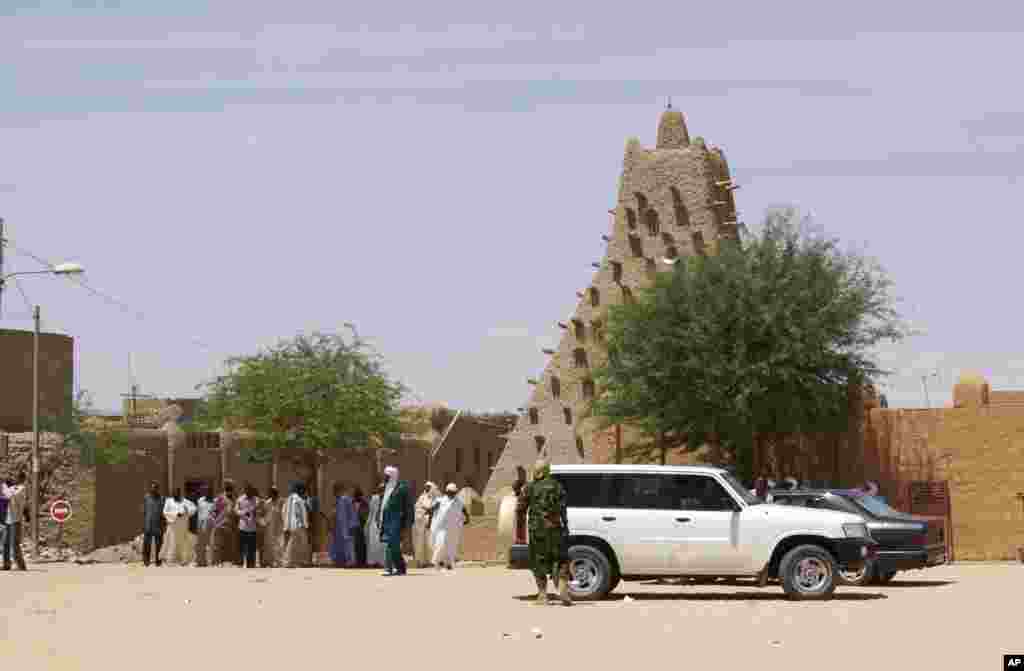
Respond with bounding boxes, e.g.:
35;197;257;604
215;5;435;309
329;482;357;567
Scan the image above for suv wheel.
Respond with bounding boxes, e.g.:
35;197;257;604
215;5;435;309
839;559;875;587
567;544;614;601
779;545;837;601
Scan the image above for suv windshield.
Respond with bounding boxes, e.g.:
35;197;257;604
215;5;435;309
850;494;903;518
719;472;759;506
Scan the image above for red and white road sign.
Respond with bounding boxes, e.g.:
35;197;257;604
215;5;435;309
50;500;72;524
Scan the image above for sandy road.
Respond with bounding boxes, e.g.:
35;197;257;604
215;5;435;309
0;562;1017;671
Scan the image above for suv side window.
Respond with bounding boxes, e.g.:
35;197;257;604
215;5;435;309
673;475;738;512
552;474;608;508
606;475;676;510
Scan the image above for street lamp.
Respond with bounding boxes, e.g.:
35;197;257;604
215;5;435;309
0;260;85;561
0;264;85;317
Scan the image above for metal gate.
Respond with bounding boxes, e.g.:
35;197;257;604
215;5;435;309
907;480;953;562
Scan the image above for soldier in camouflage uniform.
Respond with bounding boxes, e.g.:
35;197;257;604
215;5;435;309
517;458;572;606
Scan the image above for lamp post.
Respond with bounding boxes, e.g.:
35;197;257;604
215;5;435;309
1;262;85;560
920;371;939;409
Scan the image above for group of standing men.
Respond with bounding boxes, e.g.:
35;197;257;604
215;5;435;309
138;464;469;573
141;479;320;568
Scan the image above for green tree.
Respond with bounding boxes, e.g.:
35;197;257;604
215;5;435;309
591;206;911;478
192;328;406;458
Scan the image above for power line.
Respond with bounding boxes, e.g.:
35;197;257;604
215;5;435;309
6;238;219;354
10;276;34;316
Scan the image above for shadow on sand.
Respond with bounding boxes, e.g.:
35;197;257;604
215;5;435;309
515;591;887;603
872;579;956;588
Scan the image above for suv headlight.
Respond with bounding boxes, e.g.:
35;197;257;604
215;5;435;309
842;523;870;539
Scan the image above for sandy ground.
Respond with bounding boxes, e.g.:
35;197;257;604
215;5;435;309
0;561;1017;670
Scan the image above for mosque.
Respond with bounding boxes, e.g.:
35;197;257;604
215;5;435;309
486;105;741;499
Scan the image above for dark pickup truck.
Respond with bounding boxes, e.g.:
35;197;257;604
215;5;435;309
769;489;946;585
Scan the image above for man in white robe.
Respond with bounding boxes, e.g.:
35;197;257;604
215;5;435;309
161;488;197;566
413;482;439;568
430;483;468;572
193;486;215;567
260;487;283;568
281;482;311;568
364;483;386;568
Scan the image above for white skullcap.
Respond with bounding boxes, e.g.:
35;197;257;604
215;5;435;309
446;483;458;493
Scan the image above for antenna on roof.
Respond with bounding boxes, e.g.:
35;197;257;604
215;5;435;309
122;352;156;425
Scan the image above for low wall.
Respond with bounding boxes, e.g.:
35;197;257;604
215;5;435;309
93;432;168;549
0;432;96;553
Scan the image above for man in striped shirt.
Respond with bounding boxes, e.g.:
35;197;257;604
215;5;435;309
3;472;29;571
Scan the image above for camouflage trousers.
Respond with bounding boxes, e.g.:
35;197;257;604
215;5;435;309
529;527;568;581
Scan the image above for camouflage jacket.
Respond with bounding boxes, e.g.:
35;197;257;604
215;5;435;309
518;475;568;536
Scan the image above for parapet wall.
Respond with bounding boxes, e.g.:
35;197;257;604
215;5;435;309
0;328;74;433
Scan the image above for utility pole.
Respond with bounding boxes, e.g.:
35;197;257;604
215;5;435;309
32;305;40;560
121;383;155;426
921;371;938;408
0;218;6;319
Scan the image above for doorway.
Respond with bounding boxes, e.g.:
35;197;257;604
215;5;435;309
184;479;213;501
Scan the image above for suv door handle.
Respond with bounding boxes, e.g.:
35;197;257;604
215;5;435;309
675;517;692;523
601;516;617;522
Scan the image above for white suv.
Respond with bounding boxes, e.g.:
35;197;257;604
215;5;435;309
504;465;878;601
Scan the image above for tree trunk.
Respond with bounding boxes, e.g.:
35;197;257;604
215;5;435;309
615;424;622;464
657;432;666;466
753;433;763;477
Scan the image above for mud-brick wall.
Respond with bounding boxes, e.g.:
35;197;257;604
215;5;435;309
320;448;377;498
93;434;168;549
173;445;221;495
0;432;97;553
384;443;429;497
865;406;1024;560
224;439;272;493
0;329;74;433
430;420;505;494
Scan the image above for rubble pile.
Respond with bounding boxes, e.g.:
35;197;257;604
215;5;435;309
17;538;83;563
73;535;144;564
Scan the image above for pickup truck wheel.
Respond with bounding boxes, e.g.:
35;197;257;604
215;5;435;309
567;544;613;601
839;559;875;586
779;545;838;601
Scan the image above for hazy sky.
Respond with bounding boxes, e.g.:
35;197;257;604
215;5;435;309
2;1;1023;413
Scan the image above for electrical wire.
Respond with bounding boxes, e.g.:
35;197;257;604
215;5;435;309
10;276;34;317
5;238;219;354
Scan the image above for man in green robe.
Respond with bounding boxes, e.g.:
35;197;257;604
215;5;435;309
378;465;410;576
517;458;572;606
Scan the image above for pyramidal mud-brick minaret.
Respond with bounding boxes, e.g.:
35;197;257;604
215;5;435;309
484;105;741;501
